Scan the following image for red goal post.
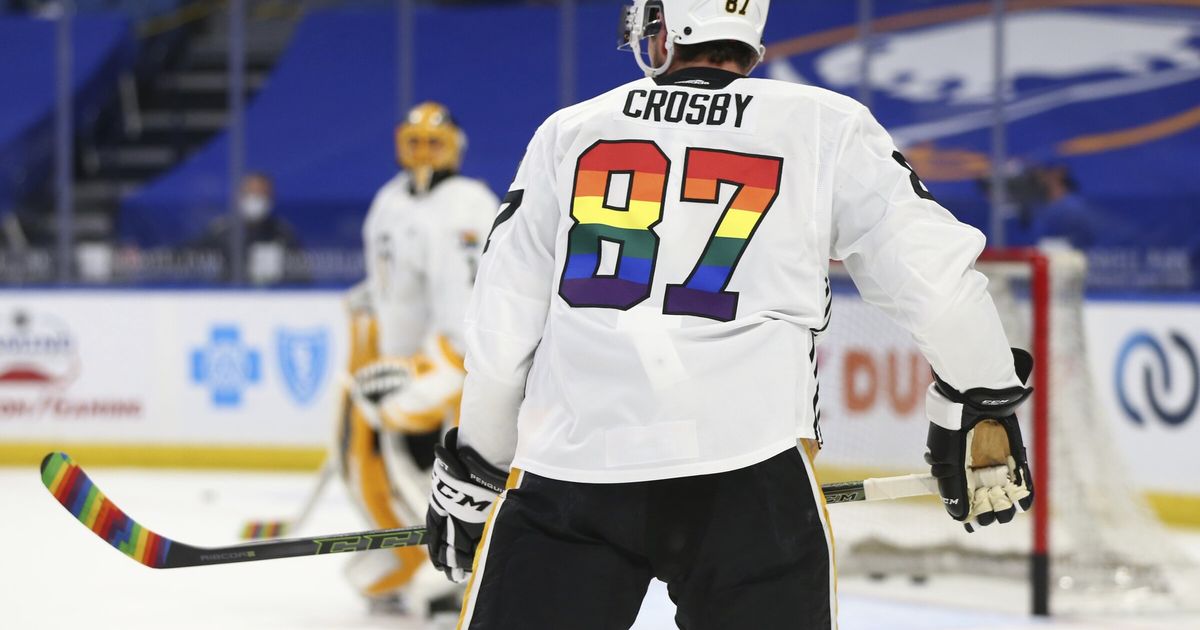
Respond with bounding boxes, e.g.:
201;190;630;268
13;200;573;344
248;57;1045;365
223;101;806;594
979;248;1052;615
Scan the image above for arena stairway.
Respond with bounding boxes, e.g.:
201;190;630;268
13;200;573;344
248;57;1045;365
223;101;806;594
62;2;299;250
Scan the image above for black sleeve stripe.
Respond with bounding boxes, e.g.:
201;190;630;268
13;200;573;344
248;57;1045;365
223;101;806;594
483;189;524;254
892;151;936;202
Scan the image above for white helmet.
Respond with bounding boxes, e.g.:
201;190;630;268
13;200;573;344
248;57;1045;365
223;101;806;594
619;0;770;77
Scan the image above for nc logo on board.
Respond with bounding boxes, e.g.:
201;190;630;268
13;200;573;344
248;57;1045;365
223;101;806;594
1114;330;1198;427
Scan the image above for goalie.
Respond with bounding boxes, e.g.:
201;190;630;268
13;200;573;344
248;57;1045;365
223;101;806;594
333;102;497;617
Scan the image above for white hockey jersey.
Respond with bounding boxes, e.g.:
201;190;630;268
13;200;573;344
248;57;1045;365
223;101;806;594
460;67;1020;483
362;172;498;356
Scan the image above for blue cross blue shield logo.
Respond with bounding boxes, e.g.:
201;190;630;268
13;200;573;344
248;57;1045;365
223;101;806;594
276;328;329;406
191;326;261;407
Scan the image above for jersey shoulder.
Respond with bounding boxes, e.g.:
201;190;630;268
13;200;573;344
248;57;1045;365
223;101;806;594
364;172;409;230
750;78;862;106
430;176;500;235
434;176;499;221
532;77;653;140
437;175;497;202
743;78;867;122
368;172;411;210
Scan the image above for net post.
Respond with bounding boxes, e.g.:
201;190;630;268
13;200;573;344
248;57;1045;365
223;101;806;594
979;247;1052;615
1029;250;1051;616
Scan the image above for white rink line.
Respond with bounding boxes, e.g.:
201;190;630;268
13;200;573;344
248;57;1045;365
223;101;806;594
3;467;1197;630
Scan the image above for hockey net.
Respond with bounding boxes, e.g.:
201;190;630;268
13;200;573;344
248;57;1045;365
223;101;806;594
816;247;1198;615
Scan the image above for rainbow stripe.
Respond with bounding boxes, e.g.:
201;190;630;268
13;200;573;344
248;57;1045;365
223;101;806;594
41;452;171;568
241;521;287;540
560;141;669;308
664;149;783;321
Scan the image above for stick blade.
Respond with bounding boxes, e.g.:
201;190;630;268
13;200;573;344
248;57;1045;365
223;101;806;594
41;452;174;568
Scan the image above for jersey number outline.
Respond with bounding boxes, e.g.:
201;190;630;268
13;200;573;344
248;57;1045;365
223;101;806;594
892;151;936;201
484;189;524;253
558;139;783;322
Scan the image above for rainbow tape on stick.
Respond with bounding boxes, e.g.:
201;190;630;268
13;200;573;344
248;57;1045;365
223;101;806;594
241;521;287;540
41;452;172;568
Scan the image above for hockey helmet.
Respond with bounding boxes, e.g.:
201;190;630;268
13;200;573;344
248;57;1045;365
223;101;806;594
396;102;466;193
619;0;770;77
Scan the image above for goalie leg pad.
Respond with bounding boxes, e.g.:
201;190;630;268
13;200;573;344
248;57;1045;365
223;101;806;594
339;398;431;597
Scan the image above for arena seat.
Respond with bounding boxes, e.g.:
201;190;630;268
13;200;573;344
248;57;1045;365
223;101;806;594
0;14;135;217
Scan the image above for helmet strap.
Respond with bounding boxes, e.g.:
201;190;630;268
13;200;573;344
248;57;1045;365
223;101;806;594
747;45;766;75
632;36;675;78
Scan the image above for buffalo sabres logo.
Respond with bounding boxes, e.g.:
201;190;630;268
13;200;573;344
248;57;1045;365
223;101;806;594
765;6;1200;159
276;328;330;406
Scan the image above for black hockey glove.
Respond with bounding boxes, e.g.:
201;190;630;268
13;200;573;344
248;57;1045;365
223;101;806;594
925;348;1035;531
426;428;508;583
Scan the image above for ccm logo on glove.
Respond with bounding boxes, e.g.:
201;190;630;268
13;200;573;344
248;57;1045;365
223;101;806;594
434;472;497;512
425;428;509;583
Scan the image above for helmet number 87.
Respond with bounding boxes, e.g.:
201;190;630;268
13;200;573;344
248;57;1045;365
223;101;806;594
726;0;750;15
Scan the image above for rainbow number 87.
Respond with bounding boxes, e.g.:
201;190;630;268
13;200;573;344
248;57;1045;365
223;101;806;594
559;140;782;322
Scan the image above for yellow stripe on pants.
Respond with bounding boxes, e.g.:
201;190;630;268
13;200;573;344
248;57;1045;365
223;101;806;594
457;468;524;630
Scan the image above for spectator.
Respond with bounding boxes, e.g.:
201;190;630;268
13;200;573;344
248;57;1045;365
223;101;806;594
1;208;27;250
1028;164;1095;250
193;172;303;284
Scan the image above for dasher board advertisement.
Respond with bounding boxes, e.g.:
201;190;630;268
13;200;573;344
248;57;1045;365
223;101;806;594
0;291;346;450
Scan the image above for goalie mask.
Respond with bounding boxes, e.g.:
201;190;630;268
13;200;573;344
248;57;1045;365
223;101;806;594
396;102;466;194
618;0;770;77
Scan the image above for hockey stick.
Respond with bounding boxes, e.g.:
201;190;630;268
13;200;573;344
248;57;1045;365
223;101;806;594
41;452;425;569
819;473;939;504
41;451;937;569
236;370;428;540
239;457;334;539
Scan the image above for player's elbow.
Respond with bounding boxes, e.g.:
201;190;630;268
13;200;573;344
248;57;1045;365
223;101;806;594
886;226;990;332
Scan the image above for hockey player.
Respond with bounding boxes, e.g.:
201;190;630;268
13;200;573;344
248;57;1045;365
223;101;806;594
336;101;497;616
426;2;1035;627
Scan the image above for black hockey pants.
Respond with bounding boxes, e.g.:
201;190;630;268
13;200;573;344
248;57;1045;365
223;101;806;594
455;445;836;629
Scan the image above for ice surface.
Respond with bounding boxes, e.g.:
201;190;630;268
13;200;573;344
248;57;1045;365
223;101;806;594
3;467;1197;629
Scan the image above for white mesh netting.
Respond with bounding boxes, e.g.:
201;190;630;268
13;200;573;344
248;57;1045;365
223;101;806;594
815;248;1198;613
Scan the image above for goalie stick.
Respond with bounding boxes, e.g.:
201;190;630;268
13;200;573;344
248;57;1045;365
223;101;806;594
41;451;938;569
239;457;334;540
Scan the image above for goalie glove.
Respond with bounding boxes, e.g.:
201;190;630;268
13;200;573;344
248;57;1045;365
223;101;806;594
426;428;507;583
351;335;465;434
925;348;1035;531
353;360;411;410
382;335;465;430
